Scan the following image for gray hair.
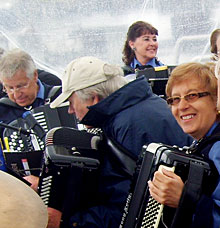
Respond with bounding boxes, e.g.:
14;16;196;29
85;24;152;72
75;75;129;102
0;48;36;80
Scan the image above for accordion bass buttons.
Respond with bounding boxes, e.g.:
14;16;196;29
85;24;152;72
39;176;53;206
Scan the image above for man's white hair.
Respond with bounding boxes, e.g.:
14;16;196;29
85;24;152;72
75;75;129;102
0;48;36;80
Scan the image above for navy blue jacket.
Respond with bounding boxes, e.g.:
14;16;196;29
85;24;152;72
69;77;193;228
191;122;220;228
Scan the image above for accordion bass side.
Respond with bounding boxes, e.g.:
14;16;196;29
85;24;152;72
3;104;78;152
120;143;215;228
38;127;101;228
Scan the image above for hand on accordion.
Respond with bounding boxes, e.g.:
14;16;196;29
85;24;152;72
148;168;184;208
47;207;62;228
23;175;39;192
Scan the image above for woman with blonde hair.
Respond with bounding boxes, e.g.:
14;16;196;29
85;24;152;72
149;61;220;228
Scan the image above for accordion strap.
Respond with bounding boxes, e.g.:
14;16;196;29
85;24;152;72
103;136;137;177
0;97;22;109
171;161;205;228
46;86;61;103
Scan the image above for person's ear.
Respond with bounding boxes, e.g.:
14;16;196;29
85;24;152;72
33;70;38;82
92;94;100;105
128;40;135;50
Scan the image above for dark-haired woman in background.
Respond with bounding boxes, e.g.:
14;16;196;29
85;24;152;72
122;21;164;75
210;28;220;60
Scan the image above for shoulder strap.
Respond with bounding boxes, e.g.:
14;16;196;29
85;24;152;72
101;135;137;177
190;132;220;158
47;85;61;100
121;65;135;76
0;97;22;109
171;161;207;228
172;126;220;227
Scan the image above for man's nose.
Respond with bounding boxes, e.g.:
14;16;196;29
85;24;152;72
13;89;22;98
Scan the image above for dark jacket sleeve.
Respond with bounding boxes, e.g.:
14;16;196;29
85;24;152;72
37;69;62;86
69;154;130;228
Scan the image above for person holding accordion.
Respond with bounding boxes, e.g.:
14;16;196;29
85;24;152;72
149;61;220;228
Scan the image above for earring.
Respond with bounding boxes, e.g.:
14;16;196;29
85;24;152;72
133;47;136;51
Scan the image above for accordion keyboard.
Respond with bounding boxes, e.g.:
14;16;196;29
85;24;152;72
4;104;77;152
141;165;175;228
141;195;164;227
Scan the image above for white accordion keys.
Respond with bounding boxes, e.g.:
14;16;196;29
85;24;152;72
141;165;175;228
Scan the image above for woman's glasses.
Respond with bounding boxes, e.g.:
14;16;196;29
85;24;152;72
166;92;211;106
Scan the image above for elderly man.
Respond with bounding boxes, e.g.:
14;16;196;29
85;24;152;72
48;56;192;228
0;48;62;189
0;47;61;99
0;48;61;136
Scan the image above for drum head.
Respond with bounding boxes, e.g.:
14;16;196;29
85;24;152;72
0;171;48;228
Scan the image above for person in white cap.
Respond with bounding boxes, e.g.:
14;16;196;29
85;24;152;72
0;170;48;228
49;56;192;228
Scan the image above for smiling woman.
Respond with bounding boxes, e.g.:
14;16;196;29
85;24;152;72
166;63;217;140
149;62;220;228
122;21;164;75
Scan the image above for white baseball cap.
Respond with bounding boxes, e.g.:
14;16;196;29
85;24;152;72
50;56;123;108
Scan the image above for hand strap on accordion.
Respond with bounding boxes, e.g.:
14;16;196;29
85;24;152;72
171;161;205;228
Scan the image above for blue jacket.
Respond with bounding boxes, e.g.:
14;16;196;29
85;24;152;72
69;77;193;228
82;76;192;157
191;122;220;228
122;57;164;76
130;57;164;69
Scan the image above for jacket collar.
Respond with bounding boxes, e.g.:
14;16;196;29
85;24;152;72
81;76;152;127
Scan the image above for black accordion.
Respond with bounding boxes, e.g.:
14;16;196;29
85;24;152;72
120;143;216;228
3;104;78;152
38;127;102;228
135;65;176;99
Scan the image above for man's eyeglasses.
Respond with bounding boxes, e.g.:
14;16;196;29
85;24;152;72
166;92;211;106
3;81;31;94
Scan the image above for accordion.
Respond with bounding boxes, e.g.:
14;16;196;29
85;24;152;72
120;143;216;228
3;104;78;152
38;127;101;228
135;65;176;98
